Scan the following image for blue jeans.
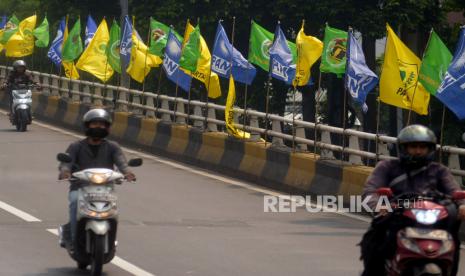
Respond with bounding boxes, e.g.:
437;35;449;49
68;190;78;242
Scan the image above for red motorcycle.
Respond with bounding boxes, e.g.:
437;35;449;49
376;188;465;276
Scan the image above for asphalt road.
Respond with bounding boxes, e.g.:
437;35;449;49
0;112;463;276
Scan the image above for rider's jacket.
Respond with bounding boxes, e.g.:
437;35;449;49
362;159;465;210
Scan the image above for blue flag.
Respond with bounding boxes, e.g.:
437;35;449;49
437;28;465;120
345;30;378;112
269;23;297;85
0;15;7;29
84;15;97;48
47;18;66;66
163;30;192;92
120;15;132;72
211;22;256;85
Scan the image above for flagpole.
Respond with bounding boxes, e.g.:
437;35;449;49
154;67;164;118
375;96;381;163
341;27;353;163
140;20;152;115
438;105;446;162
242;19;254;139
406;28;433;126
292;20;304;152
265;21;280;147
313;70;322;159
173;22;189;124
186;18;200;128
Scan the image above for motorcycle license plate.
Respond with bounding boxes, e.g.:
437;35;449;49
405;227;450;241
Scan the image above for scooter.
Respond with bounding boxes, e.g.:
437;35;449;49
377;187;465;276
9;83;34;132
57;153;142;276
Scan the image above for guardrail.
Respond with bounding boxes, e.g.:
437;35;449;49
1;65;464;183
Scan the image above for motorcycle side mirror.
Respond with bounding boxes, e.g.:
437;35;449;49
452;191;465;201
376;187;393;198
57;153;72;163
128;158;143;167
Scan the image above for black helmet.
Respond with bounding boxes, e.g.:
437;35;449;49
12;60;26;71
397;124;437;168
83;108;112;127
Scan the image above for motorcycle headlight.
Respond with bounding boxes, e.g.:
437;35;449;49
85;171;112;184
411;209;441;225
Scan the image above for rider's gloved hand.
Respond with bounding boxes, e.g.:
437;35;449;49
458;205;465;220
124;172;136;182
59;171;71;180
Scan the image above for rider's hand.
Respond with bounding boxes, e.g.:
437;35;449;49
58;171;71;180
458;205;465;220
124;172;136;182
376;206;390;217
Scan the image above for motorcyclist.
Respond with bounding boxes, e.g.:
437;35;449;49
360;124;465;276
58;108;136;247
0;60;41;117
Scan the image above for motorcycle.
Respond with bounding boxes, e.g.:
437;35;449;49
376;187;465;276
57;153;142;276
9;83;35;132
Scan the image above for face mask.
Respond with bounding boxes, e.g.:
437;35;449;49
85;127;109;139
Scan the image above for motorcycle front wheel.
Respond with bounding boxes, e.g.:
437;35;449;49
90;234;105;276
15;109;28;132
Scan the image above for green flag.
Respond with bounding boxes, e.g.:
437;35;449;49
106;20;121;73
418;30;452;96
62;18;83;62
149;18;182;57
320;24;347;76
33;16;49;47
0;15;20;44
179;24;200;72
248;21;296;71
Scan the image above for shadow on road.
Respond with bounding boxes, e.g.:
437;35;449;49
23;267;109;276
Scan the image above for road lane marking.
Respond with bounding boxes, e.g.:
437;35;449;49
0;200;41;222
47;228;155;276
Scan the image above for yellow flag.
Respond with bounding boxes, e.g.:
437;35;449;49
0;29;4;52
380;24;429;115
62;18;79;79
225;77;251;139
293;25;323;86
126;32;162;83
5;15;36;57
76;19;114;82
181;23;221;99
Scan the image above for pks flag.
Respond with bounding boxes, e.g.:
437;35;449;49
106;20;121;73
345;30;378;112
162;30;192;92
47;18;66;66
84;15;97;48
33;16;49;47
419;30;453;96
76;19;114;82
181;22;221;99
269;23;296;84
211;22;256;85
380;24;429;115
225;76;251;139
436;28;465;120
120;16;132;71
248;21;297;71
5;15;37;57
320;24;347;76
293;23;323;86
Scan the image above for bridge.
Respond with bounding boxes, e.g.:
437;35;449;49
0;66;464;275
